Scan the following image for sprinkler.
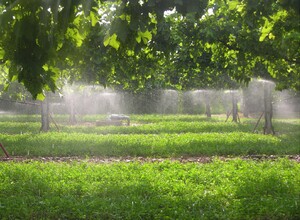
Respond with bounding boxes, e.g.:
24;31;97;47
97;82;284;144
109;114;130;126
96;114;130;126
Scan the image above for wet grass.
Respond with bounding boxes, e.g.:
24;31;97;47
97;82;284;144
0;159;299;219
0;114;299;219
1;132;299;157
0;121;253;134
0;114;299;157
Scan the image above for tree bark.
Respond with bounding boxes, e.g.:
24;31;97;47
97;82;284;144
232;92;238;122
40;95;50;132
263;83;274;134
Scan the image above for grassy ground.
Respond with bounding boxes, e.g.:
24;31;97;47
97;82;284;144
0;114;299;157
0;114;299;219
0;159;299;219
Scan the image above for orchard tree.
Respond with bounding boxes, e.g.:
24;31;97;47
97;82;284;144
102;0;299;91
1;0;299;133
198;0;299;132
1;0;299;96
136;0;299;128
0;0;97;130
0;0;100;98
160;10;242;119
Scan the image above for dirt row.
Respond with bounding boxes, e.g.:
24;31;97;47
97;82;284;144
1;155;300;163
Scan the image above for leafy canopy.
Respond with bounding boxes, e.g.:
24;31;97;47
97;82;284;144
0;0;299;99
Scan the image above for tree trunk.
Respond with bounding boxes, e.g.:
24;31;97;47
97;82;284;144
204;92;211;118
232;92;238;122
40;96;50;132
263;83;274;134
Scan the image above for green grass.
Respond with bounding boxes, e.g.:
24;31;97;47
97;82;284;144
0;114;299;157
0;114;299;219
1;132;298;157
0;121;252;134
0;159;299;219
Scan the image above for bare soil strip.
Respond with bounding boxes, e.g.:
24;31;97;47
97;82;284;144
1;155;299;163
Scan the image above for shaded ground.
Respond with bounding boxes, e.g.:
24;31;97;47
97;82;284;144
1;155;299;163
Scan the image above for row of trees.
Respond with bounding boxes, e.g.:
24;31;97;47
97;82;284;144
0;0;299;132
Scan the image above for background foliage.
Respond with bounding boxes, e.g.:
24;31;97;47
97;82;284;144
0;0;299;99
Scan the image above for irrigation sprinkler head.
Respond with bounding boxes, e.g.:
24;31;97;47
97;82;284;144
113;114;130;126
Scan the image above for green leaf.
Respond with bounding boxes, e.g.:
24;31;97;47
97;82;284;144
236;4;244;12
136;35;142;43
259;33;268;42
36;93;45;101
120;14;131;22
11;75;18;82
149;13;157;24
90;11;98;27
8;64;18;81
127;50;135;56
103;33;120;50
268;32;275;40
136;30;152;44
67;28;84;47
3;83;10;91
228;1;239;10
259;18;274;42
